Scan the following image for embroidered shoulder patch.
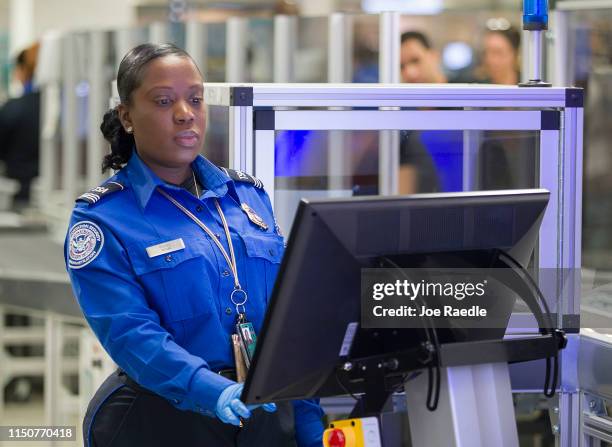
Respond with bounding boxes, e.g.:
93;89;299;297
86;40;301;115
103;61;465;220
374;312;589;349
221;168;264;189
68;221;104;269
76;181;124;205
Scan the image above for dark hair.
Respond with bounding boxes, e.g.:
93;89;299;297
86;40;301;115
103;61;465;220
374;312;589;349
401;31;432;50
16;50;27;67
487;26;521;52
15;43;39;82
100;43;197;172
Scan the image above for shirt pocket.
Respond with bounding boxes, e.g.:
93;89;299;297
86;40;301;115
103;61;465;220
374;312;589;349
240;232;284;264
238;232;284;307
126;237;219;322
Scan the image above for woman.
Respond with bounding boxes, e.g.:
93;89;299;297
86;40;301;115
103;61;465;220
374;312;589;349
65;43;324;447
481;26;521;85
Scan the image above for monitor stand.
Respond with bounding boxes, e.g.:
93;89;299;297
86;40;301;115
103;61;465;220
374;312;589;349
333;332;564;446
405;362;519;447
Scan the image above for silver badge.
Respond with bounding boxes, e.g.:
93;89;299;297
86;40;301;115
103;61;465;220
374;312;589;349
240;203;268;231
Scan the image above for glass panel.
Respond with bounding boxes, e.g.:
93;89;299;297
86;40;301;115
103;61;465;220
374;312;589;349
206;22;227;82
352;14;379;83
246;18;274;83
110;26;149;69
0;30;9;100
273;128;538;234
295;17;328;82
168;22;186;49
566;9;612;334
203;105;229;168
72;32;91;181
399;11;521;83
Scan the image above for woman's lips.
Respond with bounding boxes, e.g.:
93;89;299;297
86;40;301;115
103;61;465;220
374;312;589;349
174;131;200;147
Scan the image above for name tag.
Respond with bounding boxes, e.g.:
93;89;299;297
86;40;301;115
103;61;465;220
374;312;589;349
146;238;185;258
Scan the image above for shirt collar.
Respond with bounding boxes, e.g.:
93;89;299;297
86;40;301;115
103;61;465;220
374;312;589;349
124;151;231;210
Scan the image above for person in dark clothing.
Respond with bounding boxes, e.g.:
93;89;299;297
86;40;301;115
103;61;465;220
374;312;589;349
0;44;40;208
399;130;440;193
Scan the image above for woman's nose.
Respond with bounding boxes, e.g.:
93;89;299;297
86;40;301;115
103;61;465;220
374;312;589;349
173;100;194;124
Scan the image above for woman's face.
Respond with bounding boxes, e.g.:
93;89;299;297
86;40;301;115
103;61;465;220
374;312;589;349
119;55;206;173
483;33;517;82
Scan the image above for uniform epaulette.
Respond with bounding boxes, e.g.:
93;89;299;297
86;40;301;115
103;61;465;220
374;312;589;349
76;181;125;205
221;168;264;189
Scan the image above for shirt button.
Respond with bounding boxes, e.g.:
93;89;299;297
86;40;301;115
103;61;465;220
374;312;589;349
215;233;221;239
221;270;230;277
196;205;203;212
165;255;173;262
225;307;232;315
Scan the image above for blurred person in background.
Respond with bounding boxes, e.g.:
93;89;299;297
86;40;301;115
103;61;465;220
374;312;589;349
481;26;521;85
478;26;533;190
400;31;447;84
397;31;445;194
0;42;40;210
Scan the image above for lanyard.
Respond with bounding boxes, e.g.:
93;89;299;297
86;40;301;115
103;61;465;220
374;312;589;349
156;187;248;317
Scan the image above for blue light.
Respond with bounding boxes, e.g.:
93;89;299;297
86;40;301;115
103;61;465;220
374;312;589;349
523;0;548;30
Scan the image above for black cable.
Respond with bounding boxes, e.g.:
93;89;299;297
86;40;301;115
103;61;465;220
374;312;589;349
496;251;559;398
498;253;554;331
334;368;360;402
379;256;441;411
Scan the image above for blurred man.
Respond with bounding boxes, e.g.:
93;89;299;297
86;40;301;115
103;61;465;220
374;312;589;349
0;43;40;209
400;31;447;84
398;31;444;194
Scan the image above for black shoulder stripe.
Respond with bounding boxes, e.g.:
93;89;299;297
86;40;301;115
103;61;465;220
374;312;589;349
223;168;264;189
76;181;125;205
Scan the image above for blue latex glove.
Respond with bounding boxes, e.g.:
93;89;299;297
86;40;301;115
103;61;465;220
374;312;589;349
215;383;276;426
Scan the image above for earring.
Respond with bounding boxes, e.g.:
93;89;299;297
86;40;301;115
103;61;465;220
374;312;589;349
126;126;133;134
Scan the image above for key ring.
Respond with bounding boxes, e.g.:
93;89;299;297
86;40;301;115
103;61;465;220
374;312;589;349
235;304;246;317
231;288;248;306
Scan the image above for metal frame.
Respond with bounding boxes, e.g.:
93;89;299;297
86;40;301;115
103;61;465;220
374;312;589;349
580;332;612;445
556;0;612;10
205;82;583;445
87;31;108;189
405;363;519;446
273;15;297;83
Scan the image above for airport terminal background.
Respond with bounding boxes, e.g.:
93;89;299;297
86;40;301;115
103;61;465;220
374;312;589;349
0;0;611;446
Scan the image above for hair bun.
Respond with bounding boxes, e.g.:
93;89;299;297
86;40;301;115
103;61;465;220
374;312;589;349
100;108;134;172
100;108;122;143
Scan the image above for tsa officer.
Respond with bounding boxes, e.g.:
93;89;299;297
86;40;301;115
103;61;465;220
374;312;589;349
65;43;324;447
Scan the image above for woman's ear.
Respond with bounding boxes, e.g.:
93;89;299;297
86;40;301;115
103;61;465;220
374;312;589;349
117;104;133;134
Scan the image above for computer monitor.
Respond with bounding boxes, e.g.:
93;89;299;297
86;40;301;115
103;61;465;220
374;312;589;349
242;189;549;404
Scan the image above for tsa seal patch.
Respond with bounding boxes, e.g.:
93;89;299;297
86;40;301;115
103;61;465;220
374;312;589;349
68;221;104;269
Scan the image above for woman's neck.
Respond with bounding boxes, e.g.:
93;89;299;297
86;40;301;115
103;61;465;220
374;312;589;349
147;163;193;185
139;155;192;185
156;166;192;185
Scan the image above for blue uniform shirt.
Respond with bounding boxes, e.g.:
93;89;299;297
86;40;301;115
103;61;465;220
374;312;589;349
65;152;323;446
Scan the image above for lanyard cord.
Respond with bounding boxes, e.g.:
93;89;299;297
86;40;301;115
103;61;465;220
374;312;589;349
156;188;242;294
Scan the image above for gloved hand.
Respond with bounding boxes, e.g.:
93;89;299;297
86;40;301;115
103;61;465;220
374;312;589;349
215;383;276;426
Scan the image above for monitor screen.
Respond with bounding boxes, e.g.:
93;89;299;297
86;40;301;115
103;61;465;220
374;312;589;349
243;189;549;404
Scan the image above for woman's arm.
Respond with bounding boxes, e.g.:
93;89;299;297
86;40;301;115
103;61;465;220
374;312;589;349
65;209;234;416
293;399;325;447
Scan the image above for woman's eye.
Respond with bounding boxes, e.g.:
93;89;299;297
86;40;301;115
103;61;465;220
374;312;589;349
191;97;203;105
156;98;171;106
